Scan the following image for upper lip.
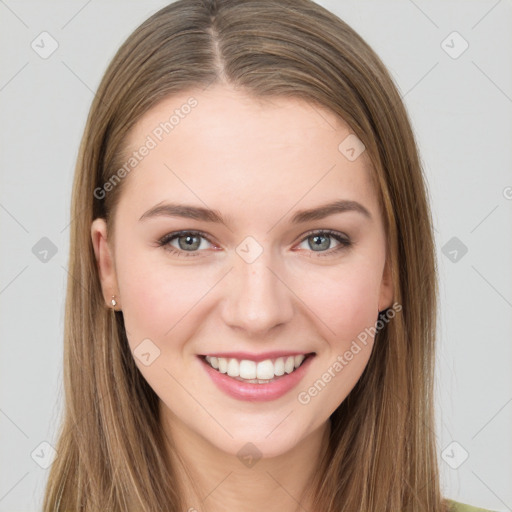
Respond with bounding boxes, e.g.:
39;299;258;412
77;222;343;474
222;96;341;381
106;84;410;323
199;351;315;362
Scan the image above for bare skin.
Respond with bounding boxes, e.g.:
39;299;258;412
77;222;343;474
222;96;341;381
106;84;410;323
91;83;393;512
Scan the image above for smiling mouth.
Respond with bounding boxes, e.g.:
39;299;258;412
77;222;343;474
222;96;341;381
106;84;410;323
200;352;315;383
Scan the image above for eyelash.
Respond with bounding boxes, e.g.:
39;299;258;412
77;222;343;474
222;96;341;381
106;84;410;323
157;229;352;258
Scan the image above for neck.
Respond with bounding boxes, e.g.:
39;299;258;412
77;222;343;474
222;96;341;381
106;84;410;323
160;403;331;512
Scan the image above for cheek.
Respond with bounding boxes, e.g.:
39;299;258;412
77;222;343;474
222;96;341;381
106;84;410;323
115;245;212;347
293;262;383;418
294;258;382;347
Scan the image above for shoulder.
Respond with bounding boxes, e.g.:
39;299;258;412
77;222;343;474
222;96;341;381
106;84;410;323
445;498;498;512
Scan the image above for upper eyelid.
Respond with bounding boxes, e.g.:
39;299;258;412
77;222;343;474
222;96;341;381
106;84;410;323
299;228;350;240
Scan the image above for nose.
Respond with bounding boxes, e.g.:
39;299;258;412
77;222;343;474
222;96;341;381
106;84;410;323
220;249;294;337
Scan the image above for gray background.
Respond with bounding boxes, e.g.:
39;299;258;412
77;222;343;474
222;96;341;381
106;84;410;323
1;1;511;510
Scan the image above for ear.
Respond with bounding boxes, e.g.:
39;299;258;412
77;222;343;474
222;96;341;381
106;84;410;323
91;218;120;308
378;256;394;312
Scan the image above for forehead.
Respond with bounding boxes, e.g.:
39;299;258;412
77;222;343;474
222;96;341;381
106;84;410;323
117;84;379;226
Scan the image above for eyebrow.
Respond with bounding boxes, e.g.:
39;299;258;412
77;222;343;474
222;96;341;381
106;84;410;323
138;199;372;225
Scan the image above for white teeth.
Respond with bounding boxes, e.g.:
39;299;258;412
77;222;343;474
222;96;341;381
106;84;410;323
256;360;274;380
227;358;239;377
204;354;308;381
284;356;295;374
239;359;257;379
274;357;285;376
218;357;228;374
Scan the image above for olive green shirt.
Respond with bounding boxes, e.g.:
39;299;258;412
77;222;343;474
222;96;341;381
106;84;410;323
447;498;497;512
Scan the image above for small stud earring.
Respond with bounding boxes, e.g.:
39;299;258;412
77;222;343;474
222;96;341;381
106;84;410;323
110;295;117;308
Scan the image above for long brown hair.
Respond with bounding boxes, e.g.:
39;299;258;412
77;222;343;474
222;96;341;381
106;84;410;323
43;0;446;510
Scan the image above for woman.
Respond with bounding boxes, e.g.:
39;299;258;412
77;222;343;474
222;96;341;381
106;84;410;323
43;0;496;510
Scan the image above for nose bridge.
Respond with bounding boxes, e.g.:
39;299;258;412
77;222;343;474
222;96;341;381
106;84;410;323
222;241;294;334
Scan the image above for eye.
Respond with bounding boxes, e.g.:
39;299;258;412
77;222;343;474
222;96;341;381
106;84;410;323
295;230;352;257
157;229;352;258
157;230;215;257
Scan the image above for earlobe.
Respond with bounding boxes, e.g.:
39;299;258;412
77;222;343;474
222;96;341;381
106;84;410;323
90;218;119;308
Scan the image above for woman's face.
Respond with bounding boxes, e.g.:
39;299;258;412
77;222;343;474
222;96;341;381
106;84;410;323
92;84;393;458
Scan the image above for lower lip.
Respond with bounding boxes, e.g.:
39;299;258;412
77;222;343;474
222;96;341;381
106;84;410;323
198;354;315;402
